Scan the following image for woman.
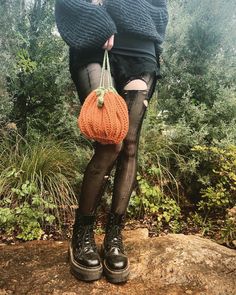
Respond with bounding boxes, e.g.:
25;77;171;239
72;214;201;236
55;0;168;284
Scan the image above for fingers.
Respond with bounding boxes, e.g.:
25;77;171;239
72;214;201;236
103;40;108;49
108;35;114;50
103;35;114;51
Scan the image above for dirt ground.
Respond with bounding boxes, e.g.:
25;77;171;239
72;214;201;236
1;230;235;295
0;235;184;295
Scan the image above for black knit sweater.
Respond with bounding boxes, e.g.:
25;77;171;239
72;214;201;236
55;0;168;53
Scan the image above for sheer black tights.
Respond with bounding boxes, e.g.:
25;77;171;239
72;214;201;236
74;63;154;215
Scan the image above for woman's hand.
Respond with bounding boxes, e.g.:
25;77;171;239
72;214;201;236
103;35;114;51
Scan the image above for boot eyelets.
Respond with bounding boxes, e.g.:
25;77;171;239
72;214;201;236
69;213;103;281
102;213;130;283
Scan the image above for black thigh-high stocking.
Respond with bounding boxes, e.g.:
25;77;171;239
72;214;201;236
72;63;121;215
111;74;155;215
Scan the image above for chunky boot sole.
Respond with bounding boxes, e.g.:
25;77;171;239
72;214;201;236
69;244;103;282
103;259;130;284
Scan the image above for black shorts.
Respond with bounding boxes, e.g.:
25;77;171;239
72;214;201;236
69;48;160;99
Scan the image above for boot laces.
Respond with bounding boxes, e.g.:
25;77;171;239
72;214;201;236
76;225;96;252
106;225;124;252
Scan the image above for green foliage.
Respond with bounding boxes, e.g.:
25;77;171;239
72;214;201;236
0;180;56;241
0;132;78;228
149;0;236;204
192;146;236;212
0;78;13;126
162;0;235;96
220;207;236;247
128;173;181;233
159;0;236;145
199;185;230;212
0;0;81;141
187;212;214;236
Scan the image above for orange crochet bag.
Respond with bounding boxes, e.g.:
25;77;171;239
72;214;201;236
78;50;129;144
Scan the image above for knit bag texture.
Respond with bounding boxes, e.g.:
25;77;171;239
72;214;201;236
78;50;129;144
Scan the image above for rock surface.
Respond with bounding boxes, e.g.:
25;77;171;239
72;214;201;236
0;230;236;295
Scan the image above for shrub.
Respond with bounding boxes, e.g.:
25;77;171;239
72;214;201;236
0;181;56;241
128;171;182;233
0;0;82;142
220;207;236;247
0;132;79;240
192;145;236;213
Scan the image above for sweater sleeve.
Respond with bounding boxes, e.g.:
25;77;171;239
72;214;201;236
55;0;117;50
146;0;169;40
105;0;168;45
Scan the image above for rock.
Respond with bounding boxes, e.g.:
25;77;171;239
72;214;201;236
124;228;149;242
128;233;236;295
0;231;235;295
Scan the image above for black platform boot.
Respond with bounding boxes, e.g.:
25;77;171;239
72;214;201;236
69;211;103;281
102;213;130;283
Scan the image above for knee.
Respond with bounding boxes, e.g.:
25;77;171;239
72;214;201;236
112;142;123;158
123;79;148;91
122;139;137;158
95;142;123;164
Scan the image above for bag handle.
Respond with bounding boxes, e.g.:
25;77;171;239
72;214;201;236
99;49;112;88
97;50;117;108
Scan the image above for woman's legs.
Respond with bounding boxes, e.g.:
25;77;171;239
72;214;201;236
73;63;155;216
71;59;156;282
